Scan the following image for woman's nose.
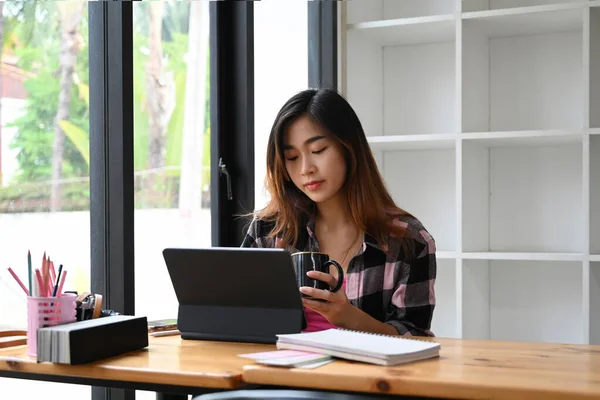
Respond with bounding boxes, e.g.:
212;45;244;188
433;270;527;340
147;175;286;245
301;157;315;175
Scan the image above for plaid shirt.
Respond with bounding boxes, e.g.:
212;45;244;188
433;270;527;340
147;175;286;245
241;214;437;337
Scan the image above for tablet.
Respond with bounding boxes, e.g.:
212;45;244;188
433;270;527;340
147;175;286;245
162;247;304;344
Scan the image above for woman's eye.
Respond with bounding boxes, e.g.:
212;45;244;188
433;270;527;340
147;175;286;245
286;156;298;161
312;146;328;154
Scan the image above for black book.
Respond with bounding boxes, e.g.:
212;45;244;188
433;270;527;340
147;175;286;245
36;315;149;365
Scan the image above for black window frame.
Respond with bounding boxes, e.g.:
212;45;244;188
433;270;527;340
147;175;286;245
210;0;255;247
89;1;134;400
308;0;338;90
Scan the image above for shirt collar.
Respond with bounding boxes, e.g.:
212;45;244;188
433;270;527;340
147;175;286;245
304;216;385;253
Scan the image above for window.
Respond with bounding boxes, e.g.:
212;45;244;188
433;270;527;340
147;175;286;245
0;1;90;399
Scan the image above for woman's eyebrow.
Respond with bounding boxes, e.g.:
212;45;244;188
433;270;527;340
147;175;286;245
283;135;327;150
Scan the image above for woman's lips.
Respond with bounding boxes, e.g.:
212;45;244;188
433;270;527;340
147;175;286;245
305;180;324;191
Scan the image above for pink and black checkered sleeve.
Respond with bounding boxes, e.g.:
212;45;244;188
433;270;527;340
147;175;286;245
385;226;437;337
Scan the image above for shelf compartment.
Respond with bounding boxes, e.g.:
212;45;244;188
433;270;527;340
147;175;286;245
347;15;456;47
462;252;583;261
368;134;457;151
346;0;455;24
383;149;456;253
592;136;600;254
382;40;456;135
463;260;585;344
346;18;456;137
462;5;584;132
430;259;458;339
462;0;586;13
462;260;491;340
463;141;583;253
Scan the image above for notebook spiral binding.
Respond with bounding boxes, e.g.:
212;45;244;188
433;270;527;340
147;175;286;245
334;328;432;342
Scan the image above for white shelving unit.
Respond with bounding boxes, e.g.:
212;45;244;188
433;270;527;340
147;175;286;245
339;0;600;344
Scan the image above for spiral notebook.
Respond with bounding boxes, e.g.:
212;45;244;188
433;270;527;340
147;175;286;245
276;328;440;366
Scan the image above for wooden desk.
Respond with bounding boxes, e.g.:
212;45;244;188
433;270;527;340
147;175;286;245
3;334;600;400
0;335;271;397
242;337;600;400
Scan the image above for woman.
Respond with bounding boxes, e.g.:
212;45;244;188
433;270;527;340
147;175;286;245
242;88;436;337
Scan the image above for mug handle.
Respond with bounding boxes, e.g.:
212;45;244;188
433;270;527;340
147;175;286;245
325;260;344;293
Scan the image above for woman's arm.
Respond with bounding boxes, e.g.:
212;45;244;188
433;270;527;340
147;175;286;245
240;217;276;248
340;306;401;335
384;231;437;337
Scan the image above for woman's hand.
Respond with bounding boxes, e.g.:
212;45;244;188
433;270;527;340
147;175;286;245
299;270;356;327
300;271;402;336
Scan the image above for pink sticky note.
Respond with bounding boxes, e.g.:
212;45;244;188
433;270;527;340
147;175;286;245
238;350;317;360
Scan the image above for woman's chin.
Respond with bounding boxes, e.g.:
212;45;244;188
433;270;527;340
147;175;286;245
305;192;335;205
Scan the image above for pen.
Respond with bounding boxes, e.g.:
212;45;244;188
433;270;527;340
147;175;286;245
52;265;63;297
150;329;180;337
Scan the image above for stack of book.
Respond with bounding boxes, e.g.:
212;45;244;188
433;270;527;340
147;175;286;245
36;315;148;365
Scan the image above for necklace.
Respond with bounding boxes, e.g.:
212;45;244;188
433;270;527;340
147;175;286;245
340;230;363;269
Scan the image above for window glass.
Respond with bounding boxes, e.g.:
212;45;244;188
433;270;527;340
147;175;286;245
254;0;308;209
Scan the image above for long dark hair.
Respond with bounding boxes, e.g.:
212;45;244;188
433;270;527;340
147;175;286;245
255;88;412;251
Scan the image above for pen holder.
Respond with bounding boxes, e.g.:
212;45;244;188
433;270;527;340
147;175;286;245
26;294;77;357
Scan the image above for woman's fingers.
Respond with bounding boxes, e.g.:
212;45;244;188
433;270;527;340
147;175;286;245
302;297;329;310
306;270;338;287
299;286;333;301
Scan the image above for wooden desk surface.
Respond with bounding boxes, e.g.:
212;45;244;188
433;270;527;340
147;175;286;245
243;337;600;400
0;335;271;390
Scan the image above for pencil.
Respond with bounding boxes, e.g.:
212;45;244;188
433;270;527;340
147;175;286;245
42;253;49;298
49;259;56;284
7;267;29;296
27;250;32;296
35;269;44;297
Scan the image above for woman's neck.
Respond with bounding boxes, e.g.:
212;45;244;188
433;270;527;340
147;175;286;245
315;193;353;231
314;193;362;269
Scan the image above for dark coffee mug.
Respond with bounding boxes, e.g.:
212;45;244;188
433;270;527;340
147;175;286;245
291;252;344;296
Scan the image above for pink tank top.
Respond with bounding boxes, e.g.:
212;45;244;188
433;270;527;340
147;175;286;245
303;278;346;332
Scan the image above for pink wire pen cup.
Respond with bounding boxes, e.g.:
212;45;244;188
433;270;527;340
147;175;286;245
26;293;76;357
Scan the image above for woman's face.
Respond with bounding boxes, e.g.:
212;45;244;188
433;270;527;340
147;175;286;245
282;115;347;205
